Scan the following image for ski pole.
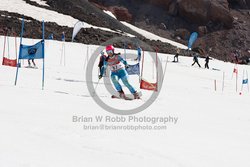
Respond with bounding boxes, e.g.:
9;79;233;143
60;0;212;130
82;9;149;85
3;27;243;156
92;78;101;96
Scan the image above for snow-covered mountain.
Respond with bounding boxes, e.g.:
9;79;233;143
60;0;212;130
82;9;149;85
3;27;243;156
1;0;249;62
89;0;250;62
0;1;250;167
0;0;187;55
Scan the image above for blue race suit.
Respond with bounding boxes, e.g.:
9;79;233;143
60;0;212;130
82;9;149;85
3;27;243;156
100;54;136;94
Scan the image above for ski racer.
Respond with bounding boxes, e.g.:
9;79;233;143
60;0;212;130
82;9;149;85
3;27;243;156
98;45;140;99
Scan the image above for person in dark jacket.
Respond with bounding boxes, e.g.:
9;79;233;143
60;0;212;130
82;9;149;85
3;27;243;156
98;51;107;74
173;48;180;62
204;55;211;69
28;59;36;67
191;53;201;67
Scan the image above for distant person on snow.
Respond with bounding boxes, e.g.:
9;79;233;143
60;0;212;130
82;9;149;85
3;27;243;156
192;53;201;67
204;55;211;69
98;51;107;75
98;45;140;99
173;48;180;62
135;46;142;61
61;31;65;42
28;59;36;67
48;33;53;40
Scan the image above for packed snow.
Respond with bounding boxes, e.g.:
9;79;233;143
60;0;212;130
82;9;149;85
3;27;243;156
103;9;188;49
121;21;188;49
0;35;250;167
1;1;250;167
103;10;117;19
29;0;49;7
0;0;78;27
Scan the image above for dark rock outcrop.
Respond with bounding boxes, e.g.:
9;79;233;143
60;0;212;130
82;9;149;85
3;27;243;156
178;0;233;28
109;6;132;22
228;0;250;9
89;0;249;63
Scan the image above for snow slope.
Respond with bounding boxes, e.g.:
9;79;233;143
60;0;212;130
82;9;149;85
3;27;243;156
0;36;250;167
0;0;186;46
103;9;188;49
0;0;133;37
103;10;117;19
1;1;250;167
121;21;188;49
29;0;49;7
0;0;78;27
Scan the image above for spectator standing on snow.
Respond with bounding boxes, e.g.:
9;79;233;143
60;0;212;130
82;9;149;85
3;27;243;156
28;59;36;67
204;55;211;69
192;53;201;67
61;31;65;42
48;33;53;40
173;48;180;62
135;46;142;61
98;51;107;74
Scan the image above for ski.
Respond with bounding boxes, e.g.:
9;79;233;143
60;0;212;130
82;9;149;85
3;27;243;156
111;95;134;100
111;91;142;100
25;66;38;69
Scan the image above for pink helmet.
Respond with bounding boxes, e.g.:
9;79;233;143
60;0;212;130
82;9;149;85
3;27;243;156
106;45;114;52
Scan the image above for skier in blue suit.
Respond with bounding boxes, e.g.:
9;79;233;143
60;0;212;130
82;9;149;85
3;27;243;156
98;45;140;99
135;46;142;61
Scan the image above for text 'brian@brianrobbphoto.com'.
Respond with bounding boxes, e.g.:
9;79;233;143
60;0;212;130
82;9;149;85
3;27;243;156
72;115;179;131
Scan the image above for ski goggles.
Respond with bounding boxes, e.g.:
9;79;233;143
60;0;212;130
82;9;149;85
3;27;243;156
106;50;113;54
